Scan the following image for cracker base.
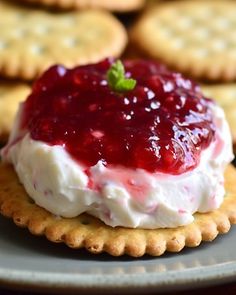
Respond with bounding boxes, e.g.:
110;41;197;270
0;163;236;257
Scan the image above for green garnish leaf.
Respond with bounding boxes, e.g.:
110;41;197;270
115;78;137;92
107;60;137;92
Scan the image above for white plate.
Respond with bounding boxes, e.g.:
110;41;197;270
1;215;236;294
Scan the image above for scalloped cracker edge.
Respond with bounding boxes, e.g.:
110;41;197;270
130;0;236;81
16;0;145;12
0;163;236;257
0;1;127;81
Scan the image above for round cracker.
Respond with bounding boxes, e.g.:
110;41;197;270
201;84;236;146
0;1;127;81
15;0;144;12
0;163;235;257
0;81;30;142
130;0;236;81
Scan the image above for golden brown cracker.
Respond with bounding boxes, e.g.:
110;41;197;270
0;163;236;257
16;0;145;12
130;0;236;81
0;1;127;81
0;81;30;141
201;84;236;145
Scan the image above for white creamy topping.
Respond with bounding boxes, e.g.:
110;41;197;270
2;104;233;229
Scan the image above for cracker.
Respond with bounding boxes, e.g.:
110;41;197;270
0;163;236;257
201;84;236;146
0;1;127;81
130;0;236;81
0;81;30;142
16;0;144;12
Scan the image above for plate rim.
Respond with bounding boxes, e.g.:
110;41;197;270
1;261;236;293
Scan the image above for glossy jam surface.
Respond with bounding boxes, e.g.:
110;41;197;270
21;59;216;174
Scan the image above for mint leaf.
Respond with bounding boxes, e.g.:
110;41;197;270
115;78;137;92
107;60;136;92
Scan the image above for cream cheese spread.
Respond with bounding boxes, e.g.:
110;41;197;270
2;104;233;229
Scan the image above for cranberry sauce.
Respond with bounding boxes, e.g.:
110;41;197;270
21;59;216;174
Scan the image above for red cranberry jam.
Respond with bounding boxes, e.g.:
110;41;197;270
20;59;216;175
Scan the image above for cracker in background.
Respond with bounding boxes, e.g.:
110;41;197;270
0;1;127;81
0;81;30;142
15;0;145;12
0;163;236;257
130;0;236;81
201;84;236;146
